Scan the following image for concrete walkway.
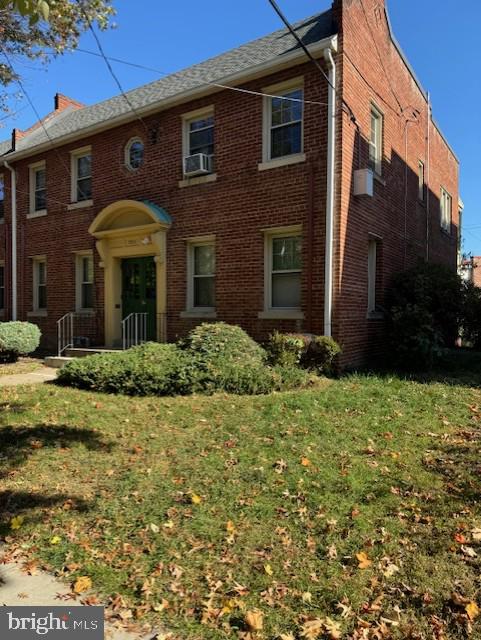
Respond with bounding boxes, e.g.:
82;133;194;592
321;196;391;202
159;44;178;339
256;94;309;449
0;553;158;639
0;367;57;387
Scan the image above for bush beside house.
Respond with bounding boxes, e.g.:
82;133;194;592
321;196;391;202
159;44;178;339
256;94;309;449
0;322;41;362
58;323;340;397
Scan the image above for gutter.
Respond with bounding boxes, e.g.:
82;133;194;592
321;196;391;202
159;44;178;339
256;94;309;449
2;160;17;320
323;46;336;338
5;35;338;163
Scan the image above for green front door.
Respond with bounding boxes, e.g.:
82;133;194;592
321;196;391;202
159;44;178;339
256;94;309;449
121;257;156;341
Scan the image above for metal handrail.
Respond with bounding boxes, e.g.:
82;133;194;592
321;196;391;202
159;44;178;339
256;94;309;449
121;312;148;350
57;312;74;356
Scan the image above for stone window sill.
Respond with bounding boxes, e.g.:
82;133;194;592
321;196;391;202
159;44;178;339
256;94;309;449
27;310;48;318
178;173;217;188
180;310;217;319
258;309;304;320
68;199;93;211
367;311;384;320
258;153;306;172
27;209;47;219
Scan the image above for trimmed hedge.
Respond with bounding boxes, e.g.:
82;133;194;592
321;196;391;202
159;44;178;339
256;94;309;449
266;331;341;374
57;324;315;397
0;321;41;362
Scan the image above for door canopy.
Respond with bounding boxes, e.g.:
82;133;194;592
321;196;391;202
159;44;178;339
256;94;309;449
89;199;172;238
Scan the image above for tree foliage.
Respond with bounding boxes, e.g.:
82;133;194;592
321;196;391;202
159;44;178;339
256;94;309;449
0;0;114;110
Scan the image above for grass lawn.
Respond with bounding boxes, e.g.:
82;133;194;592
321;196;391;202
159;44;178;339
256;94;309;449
1;369;481;639
0;357;43;376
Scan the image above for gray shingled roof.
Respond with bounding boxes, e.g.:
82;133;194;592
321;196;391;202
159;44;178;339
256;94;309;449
1;9;335;157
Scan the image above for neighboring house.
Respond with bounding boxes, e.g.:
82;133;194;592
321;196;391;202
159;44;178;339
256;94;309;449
0;0;460;367
461;256;481;287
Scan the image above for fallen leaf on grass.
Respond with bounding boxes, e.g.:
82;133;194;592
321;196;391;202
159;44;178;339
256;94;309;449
10;516;24;530
50;536;61;545
245;609;263;631
356;552;372;569
73;576;92;594
300;618;324;639
466;602;480;621
264;563;273;576
191;494;202;505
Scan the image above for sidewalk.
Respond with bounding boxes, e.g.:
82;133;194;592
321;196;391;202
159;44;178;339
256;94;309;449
0;554;159;640
0;367;57;387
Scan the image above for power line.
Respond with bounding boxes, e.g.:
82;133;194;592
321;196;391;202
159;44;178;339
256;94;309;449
75;0;149;134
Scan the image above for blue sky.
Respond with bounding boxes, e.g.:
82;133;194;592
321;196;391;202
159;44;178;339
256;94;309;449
2;0;479;254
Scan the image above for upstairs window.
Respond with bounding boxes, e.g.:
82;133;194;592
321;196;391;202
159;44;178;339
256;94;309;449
265;82;304;161
182;108;215;177
29;162;47;214
418;160;425;202
369;105;383;175
125;138;144;170
71;147;92;202
440;188;452;233
0;174;4;221
188;116;214;157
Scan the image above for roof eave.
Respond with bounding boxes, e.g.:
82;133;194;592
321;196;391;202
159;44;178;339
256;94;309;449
6;34;338;163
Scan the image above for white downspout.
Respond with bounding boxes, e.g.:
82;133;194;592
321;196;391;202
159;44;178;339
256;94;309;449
3;160;17;320
323;47;336;337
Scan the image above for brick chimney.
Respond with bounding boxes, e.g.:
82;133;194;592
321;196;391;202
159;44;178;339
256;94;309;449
54;93;85;112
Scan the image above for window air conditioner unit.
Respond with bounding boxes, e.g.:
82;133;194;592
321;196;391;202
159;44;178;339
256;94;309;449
183;153;212;177
353;168;374;197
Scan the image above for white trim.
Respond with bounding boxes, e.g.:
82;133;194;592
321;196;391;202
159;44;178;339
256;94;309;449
70;145;92;203
262;225;302;315
178;173;217;188
258;153;306;172
262;77;304;164
369;103;383;176
28;160;46;216
182;106;215;177
67;199;93;211
5;36;338;163
185;236;216;313
124;136;145;171
440;186;452;234
32;255;47;313
75;251;94;312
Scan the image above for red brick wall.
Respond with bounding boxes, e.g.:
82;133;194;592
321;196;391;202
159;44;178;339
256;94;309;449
332;0;459;367
0;0;459;365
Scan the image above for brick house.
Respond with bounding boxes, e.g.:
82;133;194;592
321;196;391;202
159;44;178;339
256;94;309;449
0;0;460;367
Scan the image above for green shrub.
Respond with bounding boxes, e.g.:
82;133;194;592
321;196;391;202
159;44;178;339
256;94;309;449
266;331;308;367
0;321;41;362
387;303;442;370
57;343;193;396
461;281;481;349
303;335;341;374
180;322;266;365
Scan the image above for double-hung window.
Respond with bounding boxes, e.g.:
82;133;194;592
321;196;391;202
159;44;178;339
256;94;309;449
369;105;383;175
29;162;47;215
183;108;215;176
33;257;47;312
264;81;304;162
264;229;302;312
71;147;92;203
440;188;452;233
0;262;4;311
76;253;94;311
187;240;215;311
0;174;4;221
418;160;425;202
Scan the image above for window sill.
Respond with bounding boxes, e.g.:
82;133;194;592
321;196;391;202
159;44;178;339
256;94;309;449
367;311;384;321
373;172;386;186
258;310;304;320
68;199;93;211
75;308;96;316
258;153;306;172
27;310;48;318
181;310;217;319
27;209;47;219
178;173;217;188
0;218;5;225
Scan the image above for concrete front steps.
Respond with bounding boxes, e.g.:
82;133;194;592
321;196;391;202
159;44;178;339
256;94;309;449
45;347;121;369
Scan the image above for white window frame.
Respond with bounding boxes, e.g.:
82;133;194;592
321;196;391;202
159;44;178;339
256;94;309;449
182;106;215;175
33;256;47;312
75;251;94;312
259;225;303;320
124;137;145;171
418;160;425;202
28;160;47;217
440;187;452;233
261;77;305;167
369;104;383;176
186;236;216;313
70;145;92;204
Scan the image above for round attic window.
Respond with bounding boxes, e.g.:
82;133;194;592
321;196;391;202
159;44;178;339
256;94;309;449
125;137;144;170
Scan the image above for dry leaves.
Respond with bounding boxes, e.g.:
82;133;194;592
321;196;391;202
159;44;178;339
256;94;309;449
73;576;92;594
356;552;372;569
